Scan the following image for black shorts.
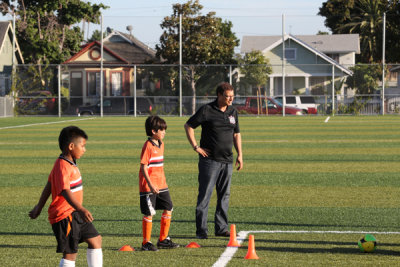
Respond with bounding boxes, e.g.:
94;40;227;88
140;189;173;216
52;211;100;254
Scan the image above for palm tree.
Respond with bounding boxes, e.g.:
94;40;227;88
338;0;385;63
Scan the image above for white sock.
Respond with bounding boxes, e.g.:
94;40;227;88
59;258;75;267
87;248;103;267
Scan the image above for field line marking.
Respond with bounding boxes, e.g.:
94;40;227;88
212;229;400;267
212;231;248;267
0;118;95;130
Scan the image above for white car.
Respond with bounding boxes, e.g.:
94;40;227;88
387;97;400;114
274;95;319;114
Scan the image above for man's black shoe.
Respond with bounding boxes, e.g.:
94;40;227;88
196;234;208;239
215;231;230;237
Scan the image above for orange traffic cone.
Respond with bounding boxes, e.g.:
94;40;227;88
185;242;201;248
244;235;259;259
227;224;240;247
118;245;135;251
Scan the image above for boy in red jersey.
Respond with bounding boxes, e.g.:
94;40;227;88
139;116;179;251
29;126;102;267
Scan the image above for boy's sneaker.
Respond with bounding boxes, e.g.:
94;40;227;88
141;242;158;251
157;237;180;249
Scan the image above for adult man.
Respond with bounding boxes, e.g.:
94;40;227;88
184;82;243;239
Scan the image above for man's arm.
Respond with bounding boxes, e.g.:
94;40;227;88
184;123;209;157
233;133;243;171
29;181;51;219
61;189;93;222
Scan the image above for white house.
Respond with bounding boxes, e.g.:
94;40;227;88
241;34;360;96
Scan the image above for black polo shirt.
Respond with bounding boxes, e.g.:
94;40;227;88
186;99;240;163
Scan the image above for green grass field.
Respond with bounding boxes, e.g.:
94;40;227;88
1;116;400;266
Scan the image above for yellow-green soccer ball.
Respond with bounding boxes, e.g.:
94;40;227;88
358;234;377;253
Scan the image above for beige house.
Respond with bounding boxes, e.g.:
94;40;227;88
63;30;158;107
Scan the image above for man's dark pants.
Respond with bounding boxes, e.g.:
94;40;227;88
196;156;233;236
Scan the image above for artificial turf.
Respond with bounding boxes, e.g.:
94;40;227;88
0;116;399;266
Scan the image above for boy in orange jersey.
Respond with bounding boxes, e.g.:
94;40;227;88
29;126;102;267
139;116;179;251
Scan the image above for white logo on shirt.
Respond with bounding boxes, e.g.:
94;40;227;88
229;115;236;125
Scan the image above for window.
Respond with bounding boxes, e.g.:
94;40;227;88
61;72;70;92
388;71;397;82
267;99;276;108
111;72;122;96
250;99;258;108
327;53;339;62
286;97;296;104
284;48;296;60
0;75;6;95
300;96;315;104
0;75;11;95
87;72;101;96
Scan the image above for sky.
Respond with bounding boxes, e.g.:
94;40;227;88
2;0;330;49
87;0;330;49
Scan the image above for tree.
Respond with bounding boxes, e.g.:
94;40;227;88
318;0;400;63
87;29;102;43
0;0;107;65
237;50;272;96
345;64;382;94
155;0;239;114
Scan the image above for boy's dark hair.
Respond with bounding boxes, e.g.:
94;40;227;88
59;126;88;152
216;82;234;96
145;115;167;136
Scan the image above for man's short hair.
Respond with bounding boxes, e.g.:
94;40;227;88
216;82;234;96
145;115;167;137
59;126;88;152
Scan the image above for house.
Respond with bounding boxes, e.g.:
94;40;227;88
0;21;24;96
388;65;400;93
240;34;360;96
63;30;159;108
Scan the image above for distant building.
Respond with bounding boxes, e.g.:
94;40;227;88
240;34;360;95
63;30;159;109
0;21;24;95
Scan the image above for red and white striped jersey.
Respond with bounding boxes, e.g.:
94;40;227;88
139;139;168;193
48;155;83;224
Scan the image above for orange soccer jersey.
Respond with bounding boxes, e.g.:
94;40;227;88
48;156;83;224
139;139;168;193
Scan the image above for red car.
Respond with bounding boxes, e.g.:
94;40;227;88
16;91;56;115
235;97;304;115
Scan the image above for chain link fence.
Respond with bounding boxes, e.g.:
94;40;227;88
3;63;400;116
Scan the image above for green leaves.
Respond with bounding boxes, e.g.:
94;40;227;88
319;0;400;63
346;64;382;94
156;0;238;65
2;0;108;64
238;50;272;90
155;0;239;113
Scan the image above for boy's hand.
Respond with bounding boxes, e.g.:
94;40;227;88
77;207;94;223
28;205;42;219
150;185;160;194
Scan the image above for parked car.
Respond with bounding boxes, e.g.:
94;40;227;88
274;95;319;114
16;91;56;115
77;97;152;116
386;97;400;114
234;97;304;115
